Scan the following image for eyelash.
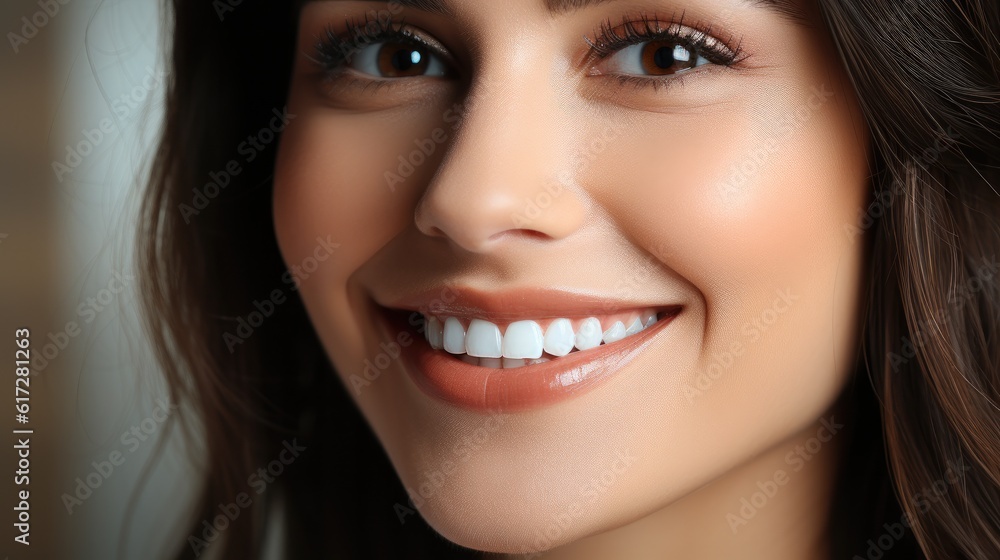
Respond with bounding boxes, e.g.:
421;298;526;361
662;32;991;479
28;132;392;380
314;14;431;74
584;12;747;91
586;12;745;65
312;11;746;89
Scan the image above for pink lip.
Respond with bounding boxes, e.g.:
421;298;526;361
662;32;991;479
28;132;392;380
374;288;680;412
378;286;674;321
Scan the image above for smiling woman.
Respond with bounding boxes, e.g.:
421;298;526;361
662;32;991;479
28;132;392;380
140;0;999;558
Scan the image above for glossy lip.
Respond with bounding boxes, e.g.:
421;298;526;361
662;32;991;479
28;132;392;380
373;288;681;412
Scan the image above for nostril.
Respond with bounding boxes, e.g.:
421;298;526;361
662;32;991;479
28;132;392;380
488;229;553;243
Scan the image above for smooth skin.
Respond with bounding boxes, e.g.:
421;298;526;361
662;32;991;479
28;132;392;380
274;0;870;558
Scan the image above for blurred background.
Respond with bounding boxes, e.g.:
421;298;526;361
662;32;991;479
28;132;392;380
0;0;199;557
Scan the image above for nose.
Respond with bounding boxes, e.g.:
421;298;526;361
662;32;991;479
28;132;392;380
413;63;589;253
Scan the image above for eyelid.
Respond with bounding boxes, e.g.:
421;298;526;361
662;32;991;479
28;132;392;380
581;14;746;70
309;11;746;102
395;27;455;67
314;16;457;75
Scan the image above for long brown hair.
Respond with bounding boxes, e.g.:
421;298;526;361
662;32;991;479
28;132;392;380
138;1;1000;558
820;1;1000;558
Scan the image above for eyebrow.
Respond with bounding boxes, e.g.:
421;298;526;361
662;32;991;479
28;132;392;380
370;0;809;23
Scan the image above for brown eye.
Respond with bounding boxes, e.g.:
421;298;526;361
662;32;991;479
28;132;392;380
350;40;449;78
376;43;431;77
640;41;700;75
596;40;710;77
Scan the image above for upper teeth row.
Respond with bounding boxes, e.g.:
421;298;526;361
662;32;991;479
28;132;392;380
423;313;659;359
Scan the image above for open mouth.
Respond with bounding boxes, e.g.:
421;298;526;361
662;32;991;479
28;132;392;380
421;308;669;367
374;288;681;412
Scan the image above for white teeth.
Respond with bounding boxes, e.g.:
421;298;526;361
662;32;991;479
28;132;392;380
503;320;544;359
574;317;603;351
426;309;666;367
543;318;575;357
425;317;444;350
603;321;627;344
443;317;467;354
466;319;503;358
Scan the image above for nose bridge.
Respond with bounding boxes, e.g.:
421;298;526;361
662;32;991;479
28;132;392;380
413;49;587;253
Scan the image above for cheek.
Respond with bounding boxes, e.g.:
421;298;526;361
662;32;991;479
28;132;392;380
275;111;414;272
593;84;869;432
272;115;386;397
272;102;450;359
273;90;461;260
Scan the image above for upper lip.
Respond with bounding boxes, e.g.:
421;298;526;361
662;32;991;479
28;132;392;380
375;286;681;322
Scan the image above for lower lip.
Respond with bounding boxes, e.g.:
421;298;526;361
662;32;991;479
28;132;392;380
379;308;677;412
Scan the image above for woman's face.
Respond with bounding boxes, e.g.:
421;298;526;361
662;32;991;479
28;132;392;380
274;0;869;553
